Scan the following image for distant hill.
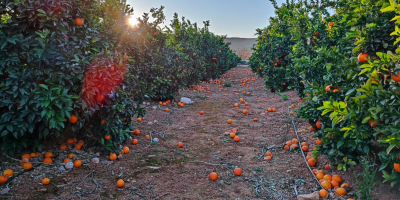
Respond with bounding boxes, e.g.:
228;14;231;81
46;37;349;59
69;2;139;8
224;38;257;52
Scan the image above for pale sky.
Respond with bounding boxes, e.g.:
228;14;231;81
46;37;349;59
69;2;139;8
126;0;288;38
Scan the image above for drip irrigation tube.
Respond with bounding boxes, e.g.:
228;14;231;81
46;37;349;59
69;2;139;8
287;100;332;200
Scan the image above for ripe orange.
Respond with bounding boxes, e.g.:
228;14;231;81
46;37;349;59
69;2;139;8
0;175;8;184
302;146;309;152
268;108;272;112
312;169;317;174
234;136;240;142
165;108;169;112
368;119;379;128
243;110;248;114
75;144;82;149
253;118;258;122
286;141;292;146
332;174;342;183
74;160;82;167
23;162;33;170
3;169;13;177
230;133;236;138
284;145;289;150
44;152;53;158
200;111;204;115
290;144;298;149
22;154;31;160
42;178;50;185
43;158;52;164
301;142;307;146
105;135;111;140
210;172;218;181
317;170;325;175
316;138;323;145
272;108;276;112
328;22;333;27
69;115;78;123
308;157;317;167
109;153;117;161
67;139;74;144
316;120;322;129
59;144;67;150
265;151;272;156
358;53;369;62
316;173;324;180
75;17;83;26
64;158;71;163
391;73;400;82
331;180;339;187
96;94;104;102
394;163;400;172
234;103;239;107
30;152;36;158
310;126;315;132
325;164;331;170
122;146;129;154
132;139;138;145
336;187;347;196
145;135;150;139
292;138;298;144
245;102;249;106
177;142;183;148
133;129;140;135
227;119;232;124
137;118;142;122
319;189;328;198
325;85;331;92
341;183;350;187
323;174;332;181
321;180;332;189
234;168;242;176
117;179;125;188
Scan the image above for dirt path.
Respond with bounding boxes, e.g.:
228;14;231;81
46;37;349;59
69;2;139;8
1;66;400;200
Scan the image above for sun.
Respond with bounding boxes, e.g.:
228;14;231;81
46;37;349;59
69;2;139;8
129;16;138;26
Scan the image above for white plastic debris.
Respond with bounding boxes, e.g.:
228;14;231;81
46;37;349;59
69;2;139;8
65;162;74;169
181;97;193;104
92;158;99;164
153;138;159;142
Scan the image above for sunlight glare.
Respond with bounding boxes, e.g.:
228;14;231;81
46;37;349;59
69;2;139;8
129;16;138;26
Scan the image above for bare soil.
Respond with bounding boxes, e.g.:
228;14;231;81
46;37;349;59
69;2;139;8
1;66;399;200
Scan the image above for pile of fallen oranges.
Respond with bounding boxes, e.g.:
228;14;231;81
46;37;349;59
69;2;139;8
314;169;350;198
283;138;309;152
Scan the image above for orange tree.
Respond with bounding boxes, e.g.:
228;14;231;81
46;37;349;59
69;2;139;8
167;13;240;83
251;0;400;188
0;0;239;154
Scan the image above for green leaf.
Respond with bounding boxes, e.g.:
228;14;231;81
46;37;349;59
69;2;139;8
362;116;371;123
387;144;396;154
381;5;396;13
37;9;46;14
326;63;332;71
39;84;48;90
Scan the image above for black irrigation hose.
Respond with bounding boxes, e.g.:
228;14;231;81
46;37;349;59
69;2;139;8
287;100;332;200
